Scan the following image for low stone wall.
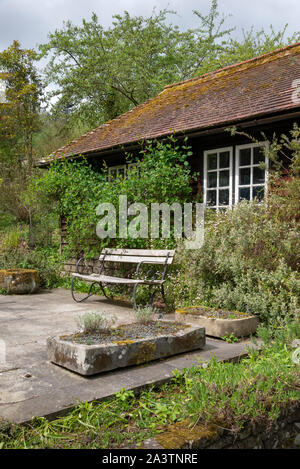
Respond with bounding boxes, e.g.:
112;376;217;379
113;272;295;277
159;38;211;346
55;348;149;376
142;403;300;449
61;258;135;277
62;258;99;275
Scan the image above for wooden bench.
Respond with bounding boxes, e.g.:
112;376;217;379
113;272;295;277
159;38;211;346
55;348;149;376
71;248;175;309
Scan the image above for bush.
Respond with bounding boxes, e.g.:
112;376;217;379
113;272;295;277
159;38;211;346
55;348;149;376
0;246;63;289
169;176;300;325
186;337;300;431
76;312;115;334
133;306;156;324
27;137;195;258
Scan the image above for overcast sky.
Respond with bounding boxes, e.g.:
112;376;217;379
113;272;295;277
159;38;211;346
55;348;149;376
0;0;300;52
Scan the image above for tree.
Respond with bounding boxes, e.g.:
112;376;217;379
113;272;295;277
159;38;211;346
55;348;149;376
0;40;42;221
39;2;232;126
39;1;300;133
200;25;300;73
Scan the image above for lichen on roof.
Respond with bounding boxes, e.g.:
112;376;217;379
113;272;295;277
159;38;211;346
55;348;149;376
42;41;300;164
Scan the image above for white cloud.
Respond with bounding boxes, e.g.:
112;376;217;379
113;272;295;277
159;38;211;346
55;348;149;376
0;0;299;51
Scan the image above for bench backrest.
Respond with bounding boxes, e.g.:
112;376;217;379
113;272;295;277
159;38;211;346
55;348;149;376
99;249;175;265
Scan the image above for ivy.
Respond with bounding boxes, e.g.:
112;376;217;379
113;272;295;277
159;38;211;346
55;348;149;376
27;137;196;258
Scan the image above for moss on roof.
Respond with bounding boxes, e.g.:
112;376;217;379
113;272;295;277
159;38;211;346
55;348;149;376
41;42;300;165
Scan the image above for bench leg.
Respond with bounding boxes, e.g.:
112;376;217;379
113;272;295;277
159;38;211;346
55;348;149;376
71;278;98;303
99;282;113;300
161;284;166;305
133;282;150;309
133;283;166;312
148;285;166;315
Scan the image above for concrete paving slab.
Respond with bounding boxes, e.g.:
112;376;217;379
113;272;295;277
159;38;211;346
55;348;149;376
0;289;257;424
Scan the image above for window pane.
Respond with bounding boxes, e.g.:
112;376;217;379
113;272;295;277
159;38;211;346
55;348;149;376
207;153;217;170
118;168;125;179
109;169;117;179
239;167;251;185
219;151;230;168
208;171;217;188
239;187;250;201
219;170;229;187
206;190;216;206
253;186;265;201
239;148;251;166
253;146;265;164
219;189;229;206
253;167;265;184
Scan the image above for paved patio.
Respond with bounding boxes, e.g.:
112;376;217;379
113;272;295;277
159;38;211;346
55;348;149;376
0;289;257;424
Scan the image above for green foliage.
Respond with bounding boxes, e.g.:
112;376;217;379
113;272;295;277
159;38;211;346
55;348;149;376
37;1;300;134
39;3;232;126
222;333;239;343
201;24;300;74
0;247;62;289
0;41;42;222
133;306;156;324
76;312;116;335
33;113;90;158
170;197;300;324
27;137;194;258
186;341;299;431
169;129;300;324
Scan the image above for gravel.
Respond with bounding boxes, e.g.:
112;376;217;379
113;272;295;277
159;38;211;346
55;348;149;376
68;321;186;345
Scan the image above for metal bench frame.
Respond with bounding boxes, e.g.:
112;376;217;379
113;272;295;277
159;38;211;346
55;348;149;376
71;248;175;309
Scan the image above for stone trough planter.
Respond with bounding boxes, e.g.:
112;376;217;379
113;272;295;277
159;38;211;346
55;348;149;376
0;268;39;294
47;321;206;376
175;306;259;339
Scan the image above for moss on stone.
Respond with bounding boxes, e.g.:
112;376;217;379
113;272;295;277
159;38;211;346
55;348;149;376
156;419;220;449
112;340;135;345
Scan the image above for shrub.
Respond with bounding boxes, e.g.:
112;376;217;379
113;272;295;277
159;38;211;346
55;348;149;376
76;312;116;335
133;306;156;324
169;176;300;325
0;246;63;289
26;137;195;258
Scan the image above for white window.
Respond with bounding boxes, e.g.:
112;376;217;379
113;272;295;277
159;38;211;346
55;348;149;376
127;163;138;173
204;147;233;210
108;165;126;181
108;163;138;181
235;143;269;204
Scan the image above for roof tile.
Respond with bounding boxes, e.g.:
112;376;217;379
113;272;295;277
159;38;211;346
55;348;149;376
42;42;300;164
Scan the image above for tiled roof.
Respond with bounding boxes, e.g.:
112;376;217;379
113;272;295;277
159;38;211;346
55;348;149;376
42;42;300;164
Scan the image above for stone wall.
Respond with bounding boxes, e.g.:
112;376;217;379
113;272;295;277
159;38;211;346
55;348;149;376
61;258;100;276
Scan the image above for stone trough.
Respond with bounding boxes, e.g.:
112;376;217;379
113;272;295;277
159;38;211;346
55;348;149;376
175;307;259;338
0;268;39;294
47;322;206;376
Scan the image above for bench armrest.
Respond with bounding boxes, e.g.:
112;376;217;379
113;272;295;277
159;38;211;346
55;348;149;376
75;257;93;275
135;260;165;280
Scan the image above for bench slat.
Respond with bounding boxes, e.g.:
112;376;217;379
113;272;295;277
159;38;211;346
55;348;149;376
72;273;164;285
98;255;173;264
100;249;175;257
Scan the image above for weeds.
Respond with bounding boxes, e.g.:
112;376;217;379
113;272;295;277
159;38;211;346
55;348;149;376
76;312;116;335
222;332;239;343
133;306;157;324
1;326;299;449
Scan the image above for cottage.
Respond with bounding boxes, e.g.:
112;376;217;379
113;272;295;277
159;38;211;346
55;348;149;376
40;42;300;212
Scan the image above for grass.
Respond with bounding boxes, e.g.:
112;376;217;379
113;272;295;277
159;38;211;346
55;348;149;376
1;323;299;449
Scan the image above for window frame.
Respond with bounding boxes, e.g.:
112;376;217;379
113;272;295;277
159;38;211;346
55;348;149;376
203;146;233;210
108;164;127;181
235;142;269;205
108;163;138;181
